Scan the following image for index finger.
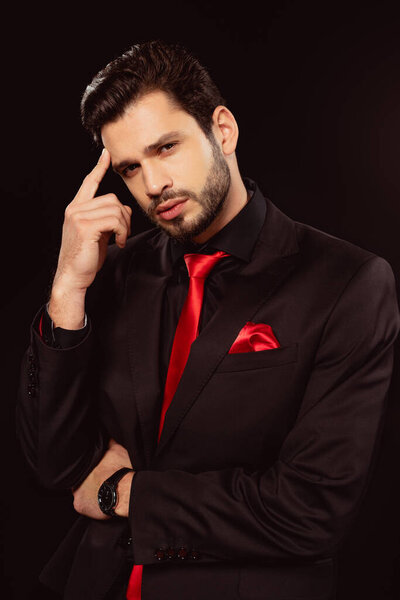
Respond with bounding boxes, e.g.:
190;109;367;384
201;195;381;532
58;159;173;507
75;148;111;201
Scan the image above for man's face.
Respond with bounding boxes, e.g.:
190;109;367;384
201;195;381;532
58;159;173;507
101;90;231;243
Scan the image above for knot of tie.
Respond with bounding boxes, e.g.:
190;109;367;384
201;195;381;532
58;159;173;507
184;250;230;279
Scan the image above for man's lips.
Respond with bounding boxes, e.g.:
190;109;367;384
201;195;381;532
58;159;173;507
156;197;188;214
156;197;189;221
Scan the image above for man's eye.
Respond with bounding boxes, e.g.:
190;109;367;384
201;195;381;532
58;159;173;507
123;164;138;176
160;143;176;152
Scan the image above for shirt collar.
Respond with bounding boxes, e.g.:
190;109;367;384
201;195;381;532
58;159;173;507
169;177;267;265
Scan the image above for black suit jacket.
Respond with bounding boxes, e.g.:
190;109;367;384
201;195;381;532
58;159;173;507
17;185;400;600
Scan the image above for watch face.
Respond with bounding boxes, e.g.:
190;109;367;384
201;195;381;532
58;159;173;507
98;482;116;513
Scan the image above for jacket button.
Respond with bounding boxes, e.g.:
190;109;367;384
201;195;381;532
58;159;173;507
27;384;36;398
118;534;132;547
166;547;176;560
188;549;201;560
154;548;166;561
176;547;188;560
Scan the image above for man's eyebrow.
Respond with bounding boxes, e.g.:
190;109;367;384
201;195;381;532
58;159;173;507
112;130;183;173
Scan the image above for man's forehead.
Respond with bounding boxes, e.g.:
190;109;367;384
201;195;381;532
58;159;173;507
105;90;185;136
101;93;194;152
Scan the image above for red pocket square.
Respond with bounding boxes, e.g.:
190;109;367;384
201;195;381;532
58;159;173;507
229;322;280;354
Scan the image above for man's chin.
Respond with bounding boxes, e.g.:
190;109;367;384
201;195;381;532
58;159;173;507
157;221;197;243
151;200;222;243
153;218;198;244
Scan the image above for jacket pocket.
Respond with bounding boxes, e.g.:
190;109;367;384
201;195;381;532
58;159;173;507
238;559;335;600
216;343;298;373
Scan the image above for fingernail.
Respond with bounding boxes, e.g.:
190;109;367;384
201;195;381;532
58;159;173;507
98;148;106;162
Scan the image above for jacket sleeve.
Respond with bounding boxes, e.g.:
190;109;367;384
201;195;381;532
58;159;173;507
16;308;108;489
15;237;142;491
129;256;400;564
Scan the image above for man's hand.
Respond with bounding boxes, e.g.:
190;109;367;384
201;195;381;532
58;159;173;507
48;148;132;329
72;439;134;520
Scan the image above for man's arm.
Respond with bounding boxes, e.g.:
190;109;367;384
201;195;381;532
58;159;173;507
72;438;134;520
16;312;106;488
73;255;400;563
16;149;132;489
48;147;131;331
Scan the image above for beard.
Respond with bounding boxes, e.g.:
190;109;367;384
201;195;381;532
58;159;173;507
145;135;231;243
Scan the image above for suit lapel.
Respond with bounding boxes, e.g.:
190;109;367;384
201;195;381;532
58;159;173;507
156;197;300;456
125;232;171;465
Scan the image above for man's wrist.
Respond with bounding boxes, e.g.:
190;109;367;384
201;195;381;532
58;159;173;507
115;471;135;518
48;284;87;329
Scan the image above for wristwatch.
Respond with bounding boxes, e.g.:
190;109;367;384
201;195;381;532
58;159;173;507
98;467;133;517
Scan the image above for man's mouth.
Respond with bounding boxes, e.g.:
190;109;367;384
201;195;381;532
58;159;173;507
156;197;188;220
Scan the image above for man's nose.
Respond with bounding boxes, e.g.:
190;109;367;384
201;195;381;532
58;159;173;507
142;162;172;198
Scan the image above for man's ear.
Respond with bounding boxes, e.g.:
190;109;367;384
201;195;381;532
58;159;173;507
212;105;239;156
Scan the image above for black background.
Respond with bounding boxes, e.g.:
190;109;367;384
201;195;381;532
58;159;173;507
2;1;400;598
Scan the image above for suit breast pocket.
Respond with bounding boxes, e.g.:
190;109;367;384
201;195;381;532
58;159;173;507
216;343;298;373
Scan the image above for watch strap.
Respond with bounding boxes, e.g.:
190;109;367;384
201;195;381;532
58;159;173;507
98;467;133;517
105;466;133;487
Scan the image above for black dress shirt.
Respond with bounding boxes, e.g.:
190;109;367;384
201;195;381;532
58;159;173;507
159;177;266;388
40;177;267;380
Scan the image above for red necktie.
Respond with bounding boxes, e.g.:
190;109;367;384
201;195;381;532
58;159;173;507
126;250;229;600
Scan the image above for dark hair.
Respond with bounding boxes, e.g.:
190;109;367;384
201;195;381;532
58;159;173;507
81;40;226;145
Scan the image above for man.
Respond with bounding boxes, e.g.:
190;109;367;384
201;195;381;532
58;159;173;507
17;40;400;600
